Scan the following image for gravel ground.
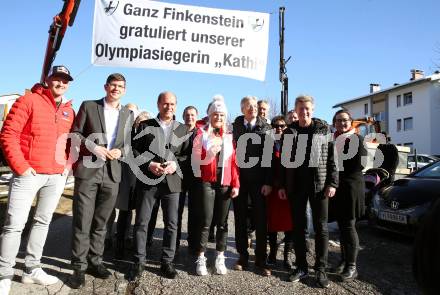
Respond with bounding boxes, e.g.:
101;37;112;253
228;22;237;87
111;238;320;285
5;199;419;295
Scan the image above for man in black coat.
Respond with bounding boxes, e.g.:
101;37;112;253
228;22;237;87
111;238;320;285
70;73;133;288
232;96;273;276
128;91;190;280
279;95;338;288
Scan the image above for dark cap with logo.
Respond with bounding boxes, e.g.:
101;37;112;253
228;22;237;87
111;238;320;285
48;65;73;81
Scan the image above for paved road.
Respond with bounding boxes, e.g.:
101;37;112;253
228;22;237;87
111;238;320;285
7;202;419;295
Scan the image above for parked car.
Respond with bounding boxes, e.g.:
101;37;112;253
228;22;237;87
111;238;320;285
369;160;440;236
407;154;439;171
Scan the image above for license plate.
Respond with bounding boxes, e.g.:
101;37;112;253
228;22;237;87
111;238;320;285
378;211;407;224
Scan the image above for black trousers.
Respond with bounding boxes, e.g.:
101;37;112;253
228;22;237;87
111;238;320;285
233;181;267;261
133;183;179;264
178;184;202;250
337;219;359;266
146;198;160;242
116;209;132;241
198;182;231;252
71;170;119;270
268;231;293;252
289;189;329;272
176;191;186;247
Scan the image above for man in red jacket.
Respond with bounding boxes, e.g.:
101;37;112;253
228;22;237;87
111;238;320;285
0;65;75;294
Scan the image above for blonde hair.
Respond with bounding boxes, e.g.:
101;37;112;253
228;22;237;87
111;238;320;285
294;94;314;107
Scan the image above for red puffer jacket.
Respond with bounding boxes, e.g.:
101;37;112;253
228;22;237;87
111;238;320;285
0;83;75;175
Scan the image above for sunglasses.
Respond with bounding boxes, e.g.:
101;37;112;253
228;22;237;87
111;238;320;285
272;124;286;128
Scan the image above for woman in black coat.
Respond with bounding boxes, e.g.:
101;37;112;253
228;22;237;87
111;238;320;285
330;110;367;281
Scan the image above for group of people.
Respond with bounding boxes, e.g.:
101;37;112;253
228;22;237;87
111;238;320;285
0;66;369;294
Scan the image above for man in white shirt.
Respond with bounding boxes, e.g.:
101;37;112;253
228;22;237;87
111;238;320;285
232;96;273;276
129;92;190;280
69;73;133;289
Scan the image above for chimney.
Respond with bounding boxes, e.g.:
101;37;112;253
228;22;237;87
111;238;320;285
410;69;424;80
370;83;381;93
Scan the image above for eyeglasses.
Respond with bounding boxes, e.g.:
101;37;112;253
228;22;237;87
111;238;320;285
272;124;286;128
335;118;351;123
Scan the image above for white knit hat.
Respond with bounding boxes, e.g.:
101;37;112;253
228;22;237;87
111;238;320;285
207;94;227;116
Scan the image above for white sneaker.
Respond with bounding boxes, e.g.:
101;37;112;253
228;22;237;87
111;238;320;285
0;278;11;295
22;268;59;285
215;254;227;275
195;256;208;276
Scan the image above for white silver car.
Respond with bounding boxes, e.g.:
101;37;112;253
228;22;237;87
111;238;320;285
407;154;439;171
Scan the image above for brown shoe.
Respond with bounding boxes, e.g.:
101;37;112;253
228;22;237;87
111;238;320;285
255;261;272;276
234;256;249;271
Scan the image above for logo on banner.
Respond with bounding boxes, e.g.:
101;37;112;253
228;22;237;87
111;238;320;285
102;0;119;16
249;17;265;32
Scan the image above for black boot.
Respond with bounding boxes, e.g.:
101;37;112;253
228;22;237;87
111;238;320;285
160;262;178;279
128;263;145;281
69;269;85;289
87;263;111;279
340;264;358;281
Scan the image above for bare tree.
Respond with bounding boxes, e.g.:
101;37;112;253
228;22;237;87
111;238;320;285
266;97;281;119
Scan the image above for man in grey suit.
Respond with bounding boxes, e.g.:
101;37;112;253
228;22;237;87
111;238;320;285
69;73;133;289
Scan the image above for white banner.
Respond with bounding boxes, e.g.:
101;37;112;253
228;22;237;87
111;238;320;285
92;0;270;81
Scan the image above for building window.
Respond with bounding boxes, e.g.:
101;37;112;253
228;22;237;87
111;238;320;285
397;119;402;132
403;117;413;131
364;103;368;115
403;92;412;105
396;95;401;107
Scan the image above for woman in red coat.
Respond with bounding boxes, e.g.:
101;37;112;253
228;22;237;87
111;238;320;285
191;95;240;276
266;115;293;269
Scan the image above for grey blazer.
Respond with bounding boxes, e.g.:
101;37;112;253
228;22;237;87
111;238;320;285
72;99;133;182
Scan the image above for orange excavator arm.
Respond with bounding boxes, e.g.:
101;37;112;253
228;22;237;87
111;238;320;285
40;0;81;84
